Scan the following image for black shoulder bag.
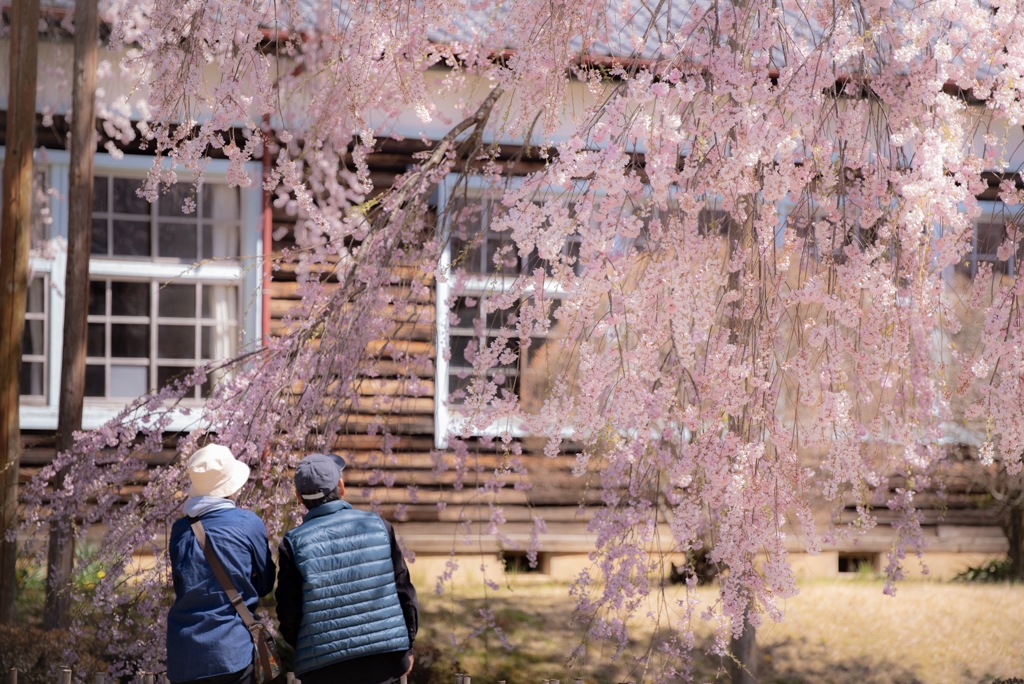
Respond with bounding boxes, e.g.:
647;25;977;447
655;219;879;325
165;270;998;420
190;519;283;684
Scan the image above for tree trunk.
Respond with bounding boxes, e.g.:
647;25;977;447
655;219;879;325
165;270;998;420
728;613;758;684
0;0;41;626
43;0;99;630
1006;499;1024;583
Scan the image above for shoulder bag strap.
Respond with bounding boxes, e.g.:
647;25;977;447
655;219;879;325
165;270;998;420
190;518;258;629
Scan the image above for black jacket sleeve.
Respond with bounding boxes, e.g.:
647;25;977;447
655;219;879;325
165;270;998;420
385;520;419;646
275;536;303;648
251;519;277;597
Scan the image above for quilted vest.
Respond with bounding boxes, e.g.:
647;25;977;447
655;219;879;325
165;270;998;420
285;500;411;674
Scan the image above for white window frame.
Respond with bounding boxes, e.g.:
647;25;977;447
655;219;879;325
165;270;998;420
13;150;263;431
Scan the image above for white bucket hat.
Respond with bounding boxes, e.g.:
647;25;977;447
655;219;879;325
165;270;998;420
187;444;251;498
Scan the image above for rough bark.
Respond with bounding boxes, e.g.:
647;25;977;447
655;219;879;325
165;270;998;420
1005;499;1024;582
0;0;41;625
728;614;758;684
43;0;99;630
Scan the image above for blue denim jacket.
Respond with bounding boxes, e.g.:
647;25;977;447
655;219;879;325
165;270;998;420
166;506;275;682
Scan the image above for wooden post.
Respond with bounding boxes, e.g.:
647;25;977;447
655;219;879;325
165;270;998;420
94;674;105;684
0;0;40;626
43;0;99;630
8;668;17;684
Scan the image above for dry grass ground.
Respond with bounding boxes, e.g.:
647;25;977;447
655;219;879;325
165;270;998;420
418;579;1024;684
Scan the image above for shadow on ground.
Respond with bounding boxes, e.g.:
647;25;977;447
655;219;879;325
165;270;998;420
754;635;928;684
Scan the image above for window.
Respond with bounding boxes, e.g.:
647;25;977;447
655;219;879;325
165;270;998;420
446;293;563;410
90;176;240;262
435;177;579;447
13;150;263;430
955;215;1021;278
85;279;238;399
20;275;49;402
501;551;546;575
83;174;244;400
837;552;877;575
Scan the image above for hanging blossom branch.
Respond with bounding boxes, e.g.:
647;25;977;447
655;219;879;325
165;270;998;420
429;0;1024;675
20;0;1024;680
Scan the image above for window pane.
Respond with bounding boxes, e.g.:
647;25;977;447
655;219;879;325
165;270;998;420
485;306;513;332
160;182;195;218
522;246;550;277
109;364;148;396
112;220;151;256
157;365;191;390
91;218;108;255
89;280;107;315
566;238;583;276
93;176;108;213
451;235;483;274
158;222;198;260
158;325;196;359
87;323;106;357
449;335;472;365
110;323;149;358
111;282;150;317
977;222;1004;255
203;184;240;220
19;362;44;396
21;320;45;355
159;284;197;318
85;365;105;397
112;177;149;215
201;323;237;359
448;372;473;403
496;370;518;396
485;229;521;275
26;278;45;313
202;285;237;319
451;297;478;329
204;224;240;259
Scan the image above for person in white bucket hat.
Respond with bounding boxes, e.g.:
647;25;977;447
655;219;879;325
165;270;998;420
187;443;252;499
166;444;276;684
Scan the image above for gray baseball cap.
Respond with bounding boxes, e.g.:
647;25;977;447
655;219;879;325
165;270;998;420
294;453;347;501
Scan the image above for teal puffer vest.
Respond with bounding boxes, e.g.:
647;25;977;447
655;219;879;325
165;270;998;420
285;500;410;674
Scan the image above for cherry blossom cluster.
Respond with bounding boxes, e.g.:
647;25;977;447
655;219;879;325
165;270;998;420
18;0;1024;679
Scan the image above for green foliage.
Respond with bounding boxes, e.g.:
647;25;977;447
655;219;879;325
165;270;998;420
953;558;1015;583
73;543;109;591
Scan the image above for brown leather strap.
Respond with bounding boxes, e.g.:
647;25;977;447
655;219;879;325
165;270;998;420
190;519;258;629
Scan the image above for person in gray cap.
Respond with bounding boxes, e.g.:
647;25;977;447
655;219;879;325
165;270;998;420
275;453;418;684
